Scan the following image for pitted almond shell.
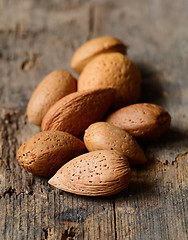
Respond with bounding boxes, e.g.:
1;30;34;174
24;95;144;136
84;122;146;165
41;88;115;138
27;70;76;126
78;52;141;109
48;150;131;196
71;36;127;74
16;131;85;177
106;103;171;140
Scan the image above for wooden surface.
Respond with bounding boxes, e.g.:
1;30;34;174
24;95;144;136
0;0;187;239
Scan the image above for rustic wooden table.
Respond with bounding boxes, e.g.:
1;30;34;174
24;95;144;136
0;0;187;239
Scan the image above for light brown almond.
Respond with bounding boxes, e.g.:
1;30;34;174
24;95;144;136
27;70;76;126
16;131;85;177
71;36;127;74
106;103;171;140
48;150;131;196
84;122;146;165
78;52;141;109
41;88;115;138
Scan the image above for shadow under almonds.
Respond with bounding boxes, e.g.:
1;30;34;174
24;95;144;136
137;63;167;106
155;126;188;145
115;179;156;199
145;126;188;163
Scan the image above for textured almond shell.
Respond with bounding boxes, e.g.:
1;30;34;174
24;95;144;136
16;131;85;177
41;88;115;138
27;70;77;126
84;122;146;165
48;150;131;196
78;52;141;109
106;103;171;140
71;36;127;74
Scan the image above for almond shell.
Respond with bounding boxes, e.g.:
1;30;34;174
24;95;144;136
27;70;76;126
84;122;147;165
48;150;131;196
106;103;171;140
41;88;115;138
17;131;85;177
71;36;127;74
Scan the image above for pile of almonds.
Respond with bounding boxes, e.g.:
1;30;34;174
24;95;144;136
17;36;171;197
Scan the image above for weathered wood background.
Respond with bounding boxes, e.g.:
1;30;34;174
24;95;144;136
0;0;187;239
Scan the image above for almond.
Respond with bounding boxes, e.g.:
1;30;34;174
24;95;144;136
41;88;115;138
16;131;85;177
27;70;76;126
71;36;127;74
48;150;131;196
84;122;146;165
78;52;141;109
106;103;171;140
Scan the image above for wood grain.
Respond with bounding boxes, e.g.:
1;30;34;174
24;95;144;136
0;0;187;239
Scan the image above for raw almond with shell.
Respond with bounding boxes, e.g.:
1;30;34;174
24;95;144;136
27;70;77;126
84;122;146;165
71;36;127;74
41;88;115;138
16;131;85;177
48;150;131;196
106;103;171;141
78;52;141;109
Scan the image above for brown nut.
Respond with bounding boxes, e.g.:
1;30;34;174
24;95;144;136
48;150;131;196
84;122;147;165
78;52;141;109
106;103;171;141
16;131;85;177
27;70;76;126
71;36;127;74
41;88;115;138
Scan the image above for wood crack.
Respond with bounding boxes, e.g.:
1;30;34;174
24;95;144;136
87;6;95;40
175;151;188;162
21;53;41;71
113;200;117;240
0;188;34;199
162;151;188;166
61;226;78;240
